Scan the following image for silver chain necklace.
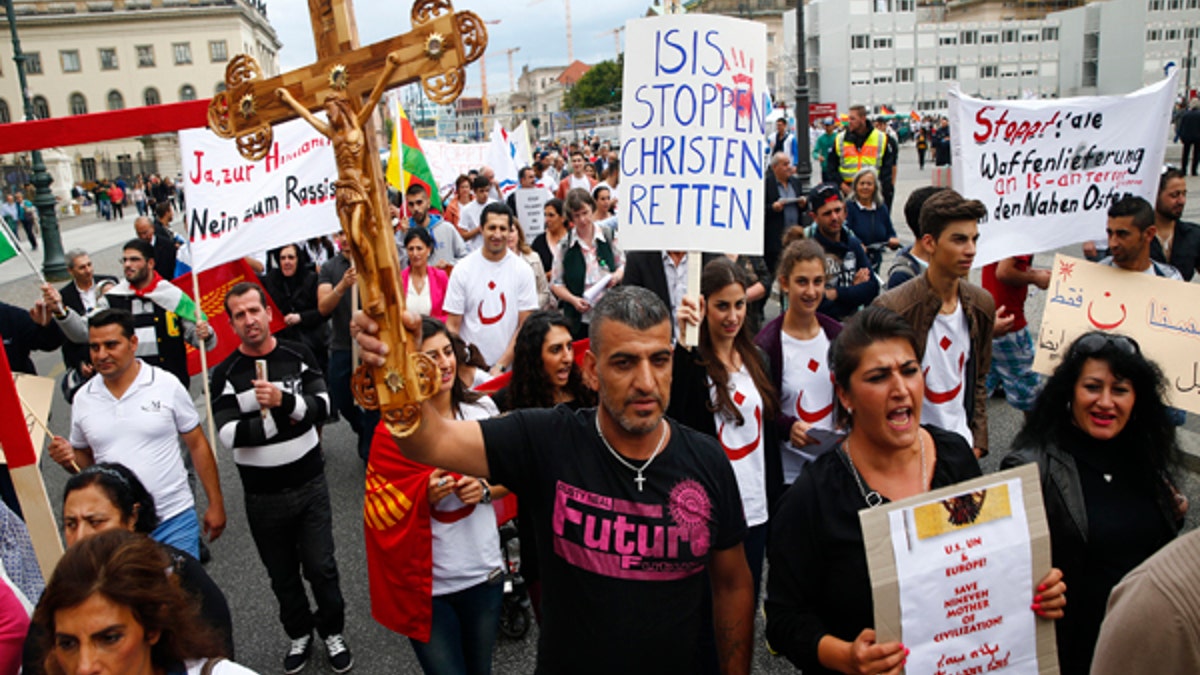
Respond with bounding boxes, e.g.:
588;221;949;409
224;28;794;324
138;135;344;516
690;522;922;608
595;413;668;492
842;432;927;508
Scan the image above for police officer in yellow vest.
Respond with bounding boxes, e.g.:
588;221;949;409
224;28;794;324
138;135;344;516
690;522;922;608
829;105;894;196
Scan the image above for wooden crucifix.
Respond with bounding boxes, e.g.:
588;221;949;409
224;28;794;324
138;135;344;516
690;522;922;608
207;0;487;436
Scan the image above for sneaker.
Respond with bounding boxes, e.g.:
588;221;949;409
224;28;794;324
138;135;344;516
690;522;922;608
283;633;312;674
324;633;353;673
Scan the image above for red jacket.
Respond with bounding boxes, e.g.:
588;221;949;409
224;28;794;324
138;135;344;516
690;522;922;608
555;175;598;201
401;266;449;321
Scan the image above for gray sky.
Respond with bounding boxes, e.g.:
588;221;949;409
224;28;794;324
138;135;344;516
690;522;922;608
269;0;647;97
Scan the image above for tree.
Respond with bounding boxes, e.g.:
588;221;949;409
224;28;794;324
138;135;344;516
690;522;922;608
563;56;623;111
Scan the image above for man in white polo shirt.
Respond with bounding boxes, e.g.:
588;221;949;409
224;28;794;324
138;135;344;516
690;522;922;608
444;202;538;374
48;308;226;558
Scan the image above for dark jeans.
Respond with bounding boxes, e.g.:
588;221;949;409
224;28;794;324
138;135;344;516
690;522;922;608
409;579;503;675
329;349;379;461
1184;140;1200;176
745;522;768;609
245;473;346;639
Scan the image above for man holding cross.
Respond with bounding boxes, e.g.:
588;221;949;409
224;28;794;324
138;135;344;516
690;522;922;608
353;286;753;674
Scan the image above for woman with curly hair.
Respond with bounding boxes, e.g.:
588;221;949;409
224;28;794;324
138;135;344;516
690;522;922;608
1003;332;1186;675
33;529;254;675
496;310;596;412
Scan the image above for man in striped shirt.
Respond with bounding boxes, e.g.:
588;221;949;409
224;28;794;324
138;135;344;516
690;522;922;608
211;282;353;674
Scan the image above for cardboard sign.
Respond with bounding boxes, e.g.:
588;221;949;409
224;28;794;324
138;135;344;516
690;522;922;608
1033;254;1200;414
0;373;54;465
422;140;489;195
617;15;768;254
179;114;340;272
861;464;1056;675
513;187;549;237
947;73;1176;267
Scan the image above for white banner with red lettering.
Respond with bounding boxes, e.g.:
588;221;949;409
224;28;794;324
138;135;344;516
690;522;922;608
179;116;340;272
948;72;1176;267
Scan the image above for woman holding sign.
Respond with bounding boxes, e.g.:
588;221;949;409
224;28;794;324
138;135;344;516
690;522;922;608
670;257;780;603
765;307;1065;675
1004;332;1185;675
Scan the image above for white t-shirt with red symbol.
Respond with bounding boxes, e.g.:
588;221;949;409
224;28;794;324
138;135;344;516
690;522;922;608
431;397;503;596
709;366;768;527
443;249;539;367
922;303;972;446
779;330;834;484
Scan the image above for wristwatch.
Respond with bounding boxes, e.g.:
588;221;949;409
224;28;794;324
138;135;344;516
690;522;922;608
478;478;492;504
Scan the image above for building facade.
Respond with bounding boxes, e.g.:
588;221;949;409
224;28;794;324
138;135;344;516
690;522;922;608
0;0;280;195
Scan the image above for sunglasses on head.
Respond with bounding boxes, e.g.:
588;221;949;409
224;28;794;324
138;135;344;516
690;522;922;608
1071;333;1140;358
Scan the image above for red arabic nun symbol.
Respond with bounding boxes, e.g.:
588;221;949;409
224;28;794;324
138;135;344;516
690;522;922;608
924;351;967;405
1086;291;1127;331
795;358;834;423
478;280;507;325
718;390;762;461
431;503;476;523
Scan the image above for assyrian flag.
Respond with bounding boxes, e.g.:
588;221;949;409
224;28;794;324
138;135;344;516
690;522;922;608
0;221;19;265
387;100;444;213
174;238;193;278
485;121;522;198
106;272;205;324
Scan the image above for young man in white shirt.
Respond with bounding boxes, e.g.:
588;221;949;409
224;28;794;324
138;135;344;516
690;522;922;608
444;202;539;374
456;175;494;253
874;189;997;457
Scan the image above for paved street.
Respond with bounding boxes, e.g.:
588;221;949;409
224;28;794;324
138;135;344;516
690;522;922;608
4;141;1199;673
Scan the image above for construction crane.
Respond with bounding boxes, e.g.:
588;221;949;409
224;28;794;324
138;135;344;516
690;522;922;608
529;0;574;63
504;47;521;93
595;26;625;60
479;19;502;118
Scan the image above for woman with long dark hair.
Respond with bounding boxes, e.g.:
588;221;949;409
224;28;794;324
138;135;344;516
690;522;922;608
33;530;253;675
671;257;780;601
370;318;509;674
531;198;568;281
497;310;595;412
1003;332;1185;675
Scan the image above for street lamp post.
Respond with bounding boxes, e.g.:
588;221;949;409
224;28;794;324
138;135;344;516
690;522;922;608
793;0;812;191
4;0;68;280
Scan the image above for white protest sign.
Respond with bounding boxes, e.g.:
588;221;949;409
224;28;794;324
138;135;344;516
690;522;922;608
948;72;1176;267
180;115;339;272
513;187;548;237
423;140;488;195
861;464;1057;675
1034;254;1200;415
617;15;768;254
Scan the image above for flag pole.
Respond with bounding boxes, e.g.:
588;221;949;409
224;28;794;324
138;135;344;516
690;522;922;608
190;270;220;465
1;219;47;286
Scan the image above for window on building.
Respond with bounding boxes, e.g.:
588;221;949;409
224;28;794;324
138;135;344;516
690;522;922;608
851;35;869;50
1003;29;1019;43
897;0;913;9
1189;0;1199;8
1021;67;1038;76
766;32;775;45
25;52;43;75
981;32;999;44
209;40;228;62
939;35;958;46
107;90;124;110
144;87;161;106
896;67;914;82
1187;27;1200;39
180;84;196;101
31;96;49;118
137;45;155;67
60;50;81;73
1169;0;1181;8
173;42;192;65
1166;28;1181;40
0;99;8;123
981;65;998;78
1148;0;1163;9
215;82;226;94
1022;32;1040;42
850;71;872;86
939;65;957;80
873;0;913;10
873;36;893;49
1147;28;1163;41
1043;27;1060;41
69;93;87;115
80;158;96;182
874;73;895;84
961;30;978;44
99;48;118;70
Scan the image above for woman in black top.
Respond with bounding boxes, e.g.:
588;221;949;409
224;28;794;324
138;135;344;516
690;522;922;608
766;307;1065;675
1003;332;1184;675
264;243;330;376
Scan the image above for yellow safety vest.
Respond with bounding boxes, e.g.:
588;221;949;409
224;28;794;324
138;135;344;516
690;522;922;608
836;129;887;182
